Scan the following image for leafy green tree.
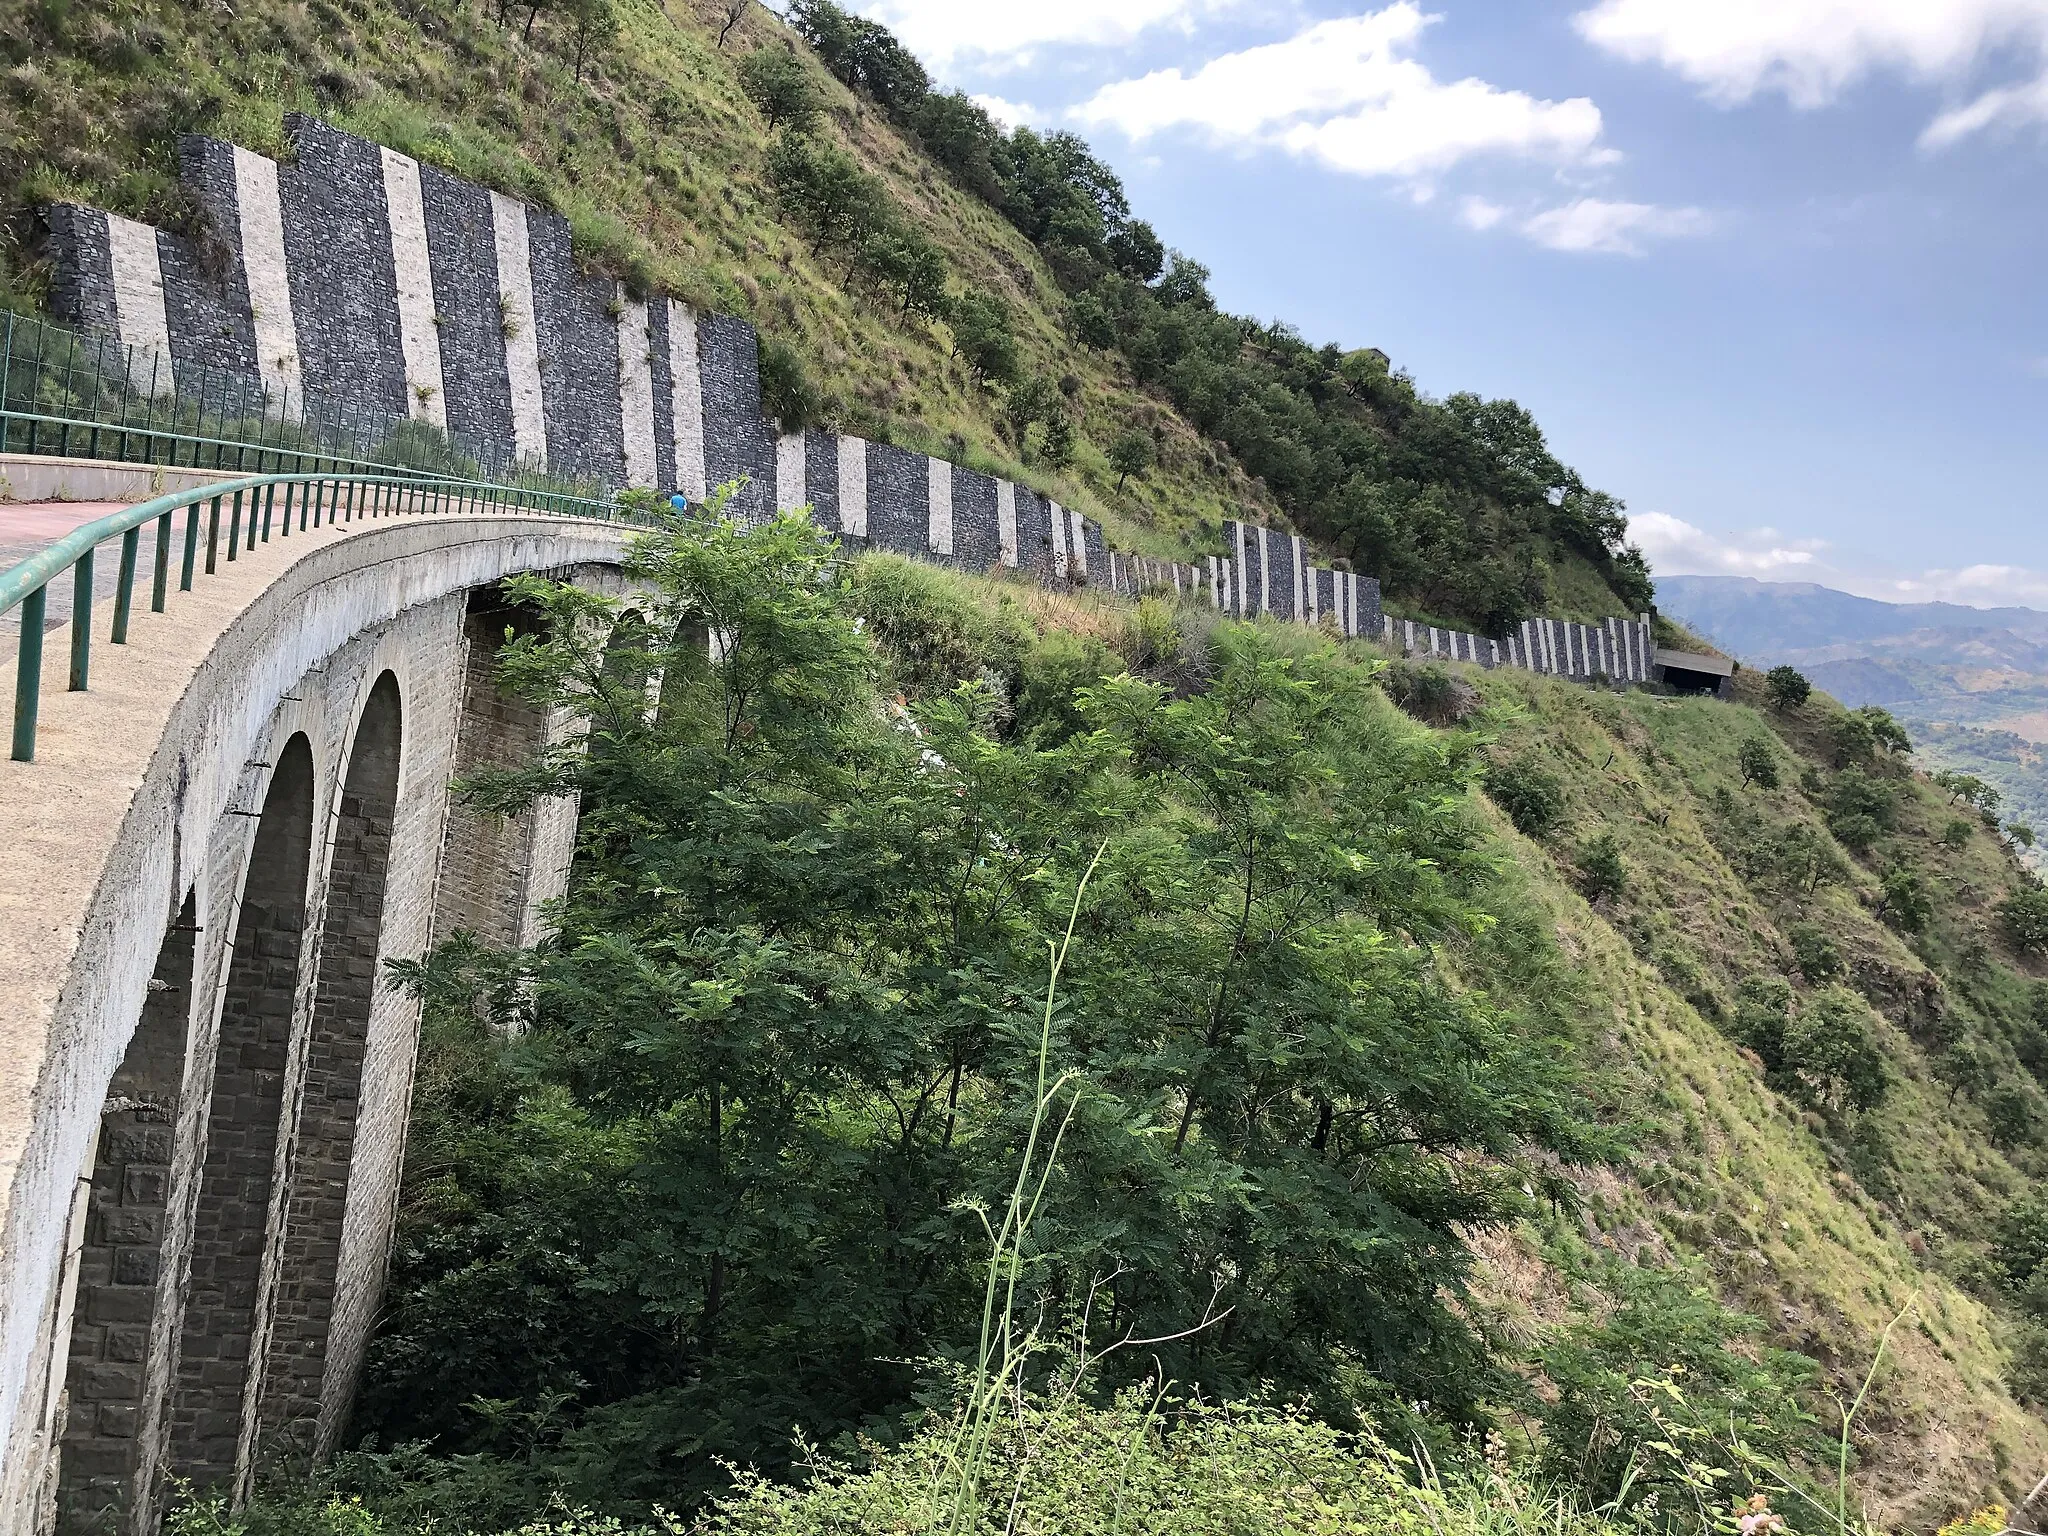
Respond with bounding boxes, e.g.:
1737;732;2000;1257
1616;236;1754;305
1989;1080;2046;1149
1002;373;1057;446
948;291;1019;384
1737;736;1779;789
1997;1190;2048;1288
362;509;1609;1514
1780;988;1889;1113
2014;823;2038;850
1766;665;1811;712
564;0;617;81
1108;429;1153;490
866;225;949;319
1733;973;1793;1063
1788;923;1842;982
1939;1035;2000;1107
2002;884;2048;953
1875;858;1932;933
1828;710;1877;767
1857;705;1910;754
1774;822;1848;894
1942;817;1975;849
1037;411;1074;470
737;46;818;131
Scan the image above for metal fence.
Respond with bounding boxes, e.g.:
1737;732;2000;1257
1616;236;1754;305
0;308;600;498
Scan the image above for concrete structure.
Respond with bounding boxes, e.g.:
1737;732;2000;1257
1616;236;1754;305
0;505;630;1535
1380;610;1660;686
1653;646;1737;696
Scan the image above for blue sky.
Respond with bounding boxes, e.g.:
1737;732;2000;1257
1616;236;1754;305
841;1;2048;608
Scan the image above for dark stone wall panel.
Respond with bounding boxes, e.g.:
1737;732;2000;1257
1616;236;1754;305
698;313;774;520
44;205;118;333
952;467;1001;572
647;301;677;494
525;207;623;485
417;165;515;455
865;442;929;556
174;138;264;387
271;118;407;420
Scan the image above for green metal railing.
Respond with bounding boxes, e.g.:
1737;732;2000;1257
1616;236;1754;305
3;468;621;764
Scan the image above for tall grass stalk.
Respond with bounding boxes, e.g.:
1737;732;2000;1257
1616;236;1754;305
939;842;1106;1535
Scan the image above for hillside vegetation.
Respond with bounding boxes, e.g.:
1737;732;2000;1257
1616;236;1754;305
0;0;1648;631
161;514;2048;1536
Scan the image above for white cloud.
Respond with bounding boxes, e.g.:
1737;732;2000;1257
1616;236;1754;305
1073;5;1614;182
971;93;1041;129
1459;195;1509;230
1630;511;1826;575
854;0;1250;71
1518;198;1712;254
1875;564;2048;606
1575;0;2048;147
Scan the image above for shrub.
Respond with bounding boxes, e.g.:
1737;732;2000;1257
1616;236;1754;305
2001;884;2048;953
737;45;819;131
1828;710;1878;766
1788;923;1842;982
1738;735;1779;789
1576;831;1627;902
1483;756;1564;838
1942;817;1975;849
1996;1190;2048;1288
1828;810;1883;854
1781;987;1889;1112
1380;661;1479;727
758;335;823;430
1537;1261;1818;1505
1988;1080;2045;1149
1733;973;1793;1062
1876;859;1932;933
1765;665;1810;711
845;552;1030;700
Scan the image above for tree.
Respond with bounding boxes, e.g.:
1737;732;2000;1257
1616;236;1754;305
1781;988;1889;1113
1856;705;1910;754
1938;1035;2000;1106
1038;411;1074;470
948;291;1019;384
565;0;617;80
737;47;818;132
1483;756;1565;838
1737;736;1779;789
1875;858;1932;933
716;0;749;48
1109;429;1153;491
2002;883;2048;952
362;511;1611;1513
1827;710;1877;767
1002;373;1057;446
1941;817;1975;849
1766;665;1810;712
2015;823;2039;850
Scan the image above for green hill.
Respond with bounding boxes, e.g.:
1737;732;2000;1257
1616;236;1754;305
0;0;1650;633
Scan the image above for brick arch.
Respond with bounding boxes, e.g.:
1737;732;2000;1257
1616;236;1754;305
257;673;404;1463
166;734;318;1494
51;892;198;1534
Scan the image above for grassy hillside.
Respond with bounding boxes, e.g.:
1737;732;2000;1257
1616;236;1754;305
0;0;1648;629
1443;658;2048;1526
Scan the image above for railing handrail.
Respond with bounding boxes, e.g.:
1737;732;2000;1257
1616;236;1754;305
2;466;639;764
0;404;595;500
0;471;610;620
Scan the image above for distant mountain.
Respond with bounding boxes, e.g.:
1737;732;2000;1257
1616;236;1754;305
1653;574;2048;665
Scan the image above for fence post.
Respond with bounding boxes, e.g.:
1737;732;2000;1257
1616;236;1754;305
206;495;221;574
69;550;94;690
112;526;139;644
153;510;172;611
11;586;44;761
182;503;200;590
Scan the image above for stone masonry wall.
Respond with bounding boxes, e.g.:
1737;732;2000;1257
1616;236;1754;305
44;113;1643;673
52;902;194;1535
166;736;318;1492
256;678;401;1461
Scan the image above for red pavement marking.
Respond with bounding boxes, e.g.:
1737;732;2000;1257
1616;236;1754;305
0;502;134;543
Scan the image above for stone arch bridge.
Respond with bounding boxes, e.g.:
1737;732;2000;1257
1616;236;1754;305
0;491;637;1535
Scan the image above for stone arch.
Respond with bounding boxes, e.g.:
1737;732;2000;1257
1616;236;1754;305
51;893;198;1534
257;674;403;1462
166;734;318;1494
